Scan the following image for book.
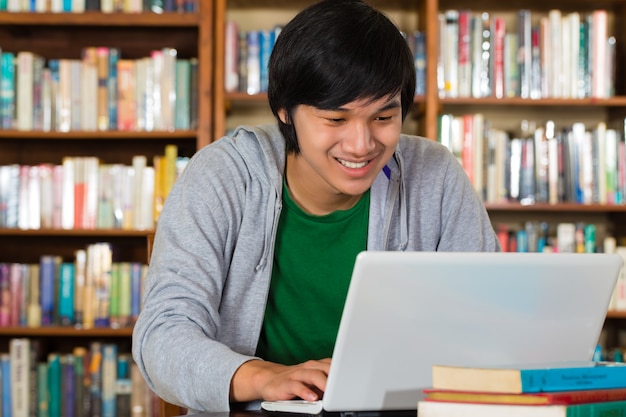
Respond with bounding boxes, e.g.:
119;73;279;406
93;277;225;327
431;361;626;394
1;353;11;417
418;398;626;417
47;353;61;417
10;338;31;417
423;387;626;406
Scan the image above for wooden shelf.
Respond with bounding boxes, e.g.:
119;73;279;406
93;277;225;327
440;97;626;107
0;326;133;337
485;203;626;213
0;11;201;26
606;311;626;319
0;228;154;237
0;130;198;140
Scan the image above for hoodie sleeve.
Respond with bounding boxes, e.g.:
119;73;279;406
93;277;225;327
131;139;265;412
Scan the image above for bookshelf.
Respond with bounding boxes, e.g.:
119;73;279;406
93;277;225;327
0;5;213;412
214;0;626;358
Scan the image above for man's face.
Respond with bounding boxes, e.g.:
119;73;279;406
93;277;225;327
282;94;403;214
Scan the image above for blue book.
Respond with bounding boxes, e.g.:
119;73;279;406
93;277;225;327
0;52;15;130
39;255;56;326
246;30;261;95
432;361;626;394
48;353;62;417
259;29;276;92
107;48;119;130
130;262;143;324
62;354;75;417
58;263;75;326
1;353;11;417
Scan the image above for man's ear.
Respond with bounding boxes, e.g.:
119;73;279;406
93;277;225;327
278;109;289;124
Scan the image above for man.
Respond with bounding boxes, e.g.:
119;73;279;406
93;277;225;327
132;0;500;412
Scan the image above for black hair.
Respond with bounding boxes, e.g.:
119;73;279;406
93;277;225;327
267;0;416;154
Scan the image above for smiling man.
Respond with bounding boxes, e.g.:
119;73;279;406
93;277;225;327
132;0;501;413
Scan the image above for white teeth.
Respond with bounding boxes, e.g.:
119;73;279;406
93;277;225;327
338;158;368;169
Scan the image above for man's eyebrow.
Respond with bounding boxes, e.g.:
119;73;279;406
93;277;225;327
326;98;402;112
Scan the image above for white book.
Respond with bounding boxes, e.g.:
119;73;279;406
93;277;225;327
61;157;75;230
10;338;31;417
224;21;240;93
560;14;571;99
442;10;459;98
615;246;626;311
16;51;34;131
548;132;559;205
595;122;607;205
591;10;608;98
132;155;147;230
57;59;72;132
508;138;523;201
18;165;30;230
567;12;580;99
151;50;164;131
39;164;55;229
28;165;41;230
139;166;155;231
72;0;85;12
160;48;177;132
548;9;562;97
556;222;576;253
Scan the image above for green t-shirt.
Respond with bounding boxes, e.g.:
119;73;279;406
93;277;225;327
256;185;370;365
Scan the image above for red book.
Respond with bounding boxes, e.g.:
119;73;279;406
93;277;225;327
491;16;506;99
423;387;626;406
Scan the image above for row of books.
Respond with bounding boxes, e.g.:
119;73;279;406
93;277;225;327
223;22;428;96
2;47;197;132
419;361;626;416
439;115;626;205
495;221;602;254
2;338;161;417
0;0;198;13
0;243;148;329
439;9;615;99
0;146;188;230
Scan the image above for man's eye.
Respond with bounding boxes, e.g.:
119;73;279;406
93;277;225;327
377;116;393;121
328;118;344;123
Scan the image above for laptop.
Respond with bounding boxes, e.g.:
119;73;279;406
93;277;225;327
261;251;623;415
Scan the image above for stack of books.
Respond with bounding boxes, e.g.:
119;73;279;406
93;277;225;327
418;361;626;417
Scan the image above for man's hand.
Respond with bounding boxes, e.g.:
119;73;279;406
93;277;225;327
230;358;331;403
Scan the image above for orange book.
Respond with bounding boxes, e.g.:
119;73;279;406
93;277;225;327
117;59;136;131
424;387;626;406
96;47;110;131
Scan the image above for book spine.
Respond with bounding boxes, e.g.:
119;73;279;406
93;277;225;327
37;362;48;417
521;365;626;392
0;52;15;129
2;353;12;417
10;338;31;417
58;263;75;326
224;21;239;93
246;30;261;95
101;344;117;417
48;353;61;417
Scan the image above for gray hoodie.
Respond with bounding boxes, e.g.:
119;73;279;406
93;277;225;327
132;124;500;412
